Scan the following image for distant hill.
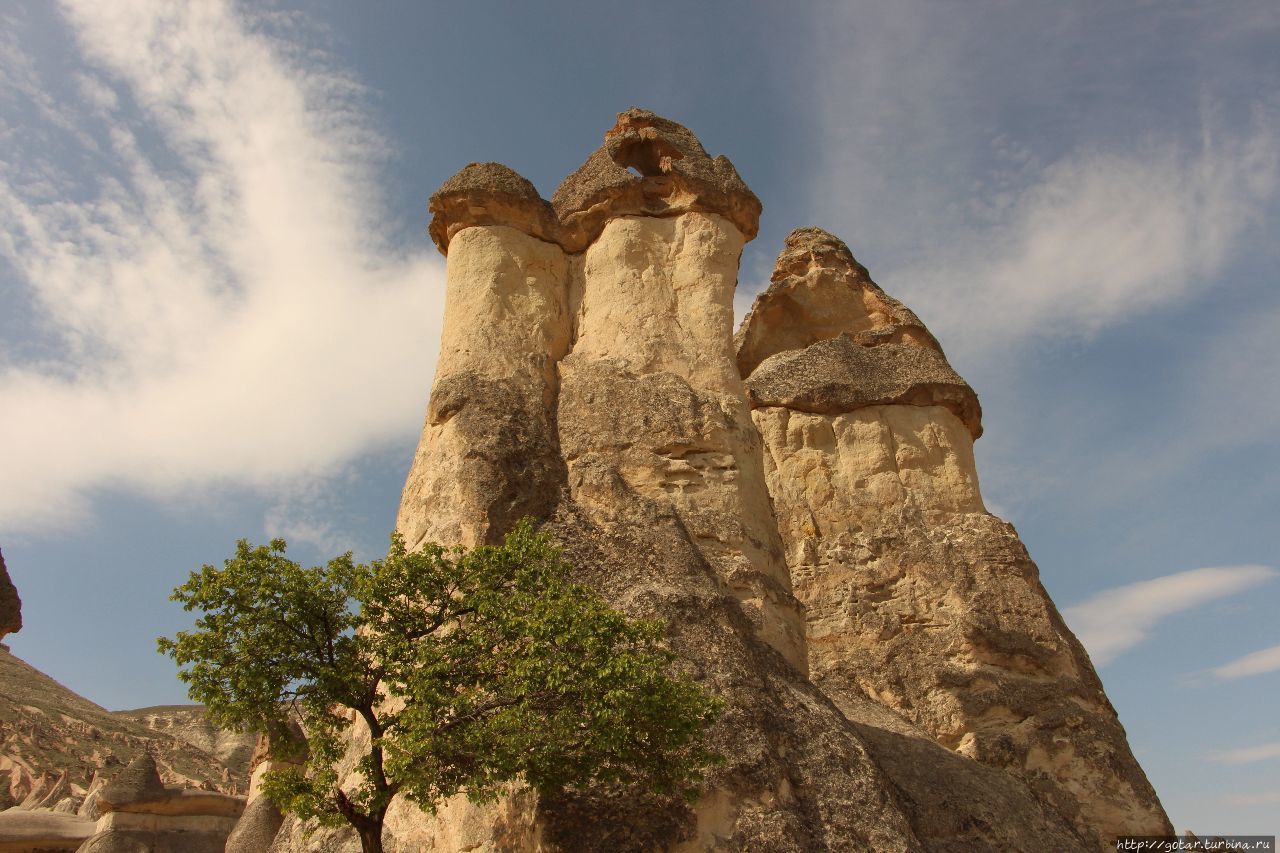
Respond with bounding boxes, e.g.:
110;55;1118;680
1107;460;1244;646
0;645;254;813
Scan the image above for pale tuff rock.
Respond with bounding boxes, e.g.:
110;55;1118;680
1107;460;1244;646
0;808;93;852
78;754;246;853
741;229;1171;847
258;110;1164;852
396;224;570;551
558;211;806;670
223;721;306;853
0;549;20;641
223;795;287;853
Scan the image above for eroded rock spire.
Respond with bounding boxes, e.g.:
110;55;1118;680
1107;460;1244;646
738;227;981;438
739;228;1173;846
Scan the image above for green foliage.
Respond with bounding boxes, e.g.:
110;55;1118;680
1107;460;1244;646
158;520;721;846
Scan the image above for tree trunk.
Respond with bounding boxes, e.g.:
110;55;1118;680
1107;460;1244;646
357;822;384;853
334;788;385;853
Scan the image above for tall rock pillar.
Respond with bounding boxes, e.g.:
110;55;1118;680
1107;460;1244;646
551;118;805;667
397;165;571;550
739;228;1173;847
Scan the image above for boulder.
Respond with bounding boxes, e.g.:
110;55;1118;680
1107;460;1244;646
97;757;166;812
76;757;244;853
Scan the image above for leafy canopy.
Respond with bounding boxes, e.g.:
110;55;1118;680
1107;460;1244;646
158;520;721;841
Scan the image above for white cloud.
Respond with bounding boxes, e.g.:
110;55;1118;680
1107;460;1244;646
1213;644;1280;681
892;134;1279;365
0;1;444;532
1210;742;1280;765
1062;566;1276;666
263;508;355;562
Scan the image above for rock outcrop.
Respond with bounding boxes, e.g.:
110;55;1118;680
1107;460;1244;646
260;109;1169;852
0;808;93;852
223;721;306;853
77;754;245;853
0;550;20;642
740;227;1172;846
0;646;252;815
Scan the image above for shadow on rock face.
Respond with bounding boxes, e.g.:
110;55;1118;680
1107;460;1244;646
539;787;696;853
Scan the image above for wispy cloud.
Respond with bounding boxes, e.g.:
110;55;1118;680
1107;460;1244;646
1221;791;1280;808
1062;566;1277;665
893;134;1279;365
1213;644;1280;681
262;474;361;560
805;1;1280;368
1210;742;1280;765
0;1;443;532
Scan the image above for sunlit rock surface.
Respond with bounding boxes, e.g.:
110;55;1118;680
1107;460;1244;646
261;110;1169;852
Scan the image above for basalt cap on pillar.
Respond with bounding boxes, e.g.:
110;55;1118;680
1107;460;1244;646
737;227;982;438
428;162;563;254
551;107;762;251
735;227;945;376
745;335;983;438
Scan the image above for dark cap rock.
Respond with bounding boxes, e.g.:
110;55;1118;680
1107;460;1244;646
735;227;942;379
427;162;562;254
551;108;762;252
745;334;982;438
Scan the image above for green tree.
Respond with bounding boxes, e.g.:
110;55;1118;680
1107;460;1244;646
158;520;721;853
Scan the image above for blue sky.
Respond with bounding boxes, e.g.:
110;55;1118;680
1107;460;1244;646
1;0;1277;836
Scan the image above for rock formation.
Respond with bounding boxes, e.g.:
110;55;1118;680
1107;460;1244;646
76;754;245;853
739;227;1172;846
0;646;253;815
260;109;1169;851
0;808;93;852
224;721;307;853
0;550;20;643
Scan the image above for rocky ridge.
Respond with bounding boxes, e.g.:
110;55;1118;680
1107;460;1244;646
259;109;1172;851
0;645;254;815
